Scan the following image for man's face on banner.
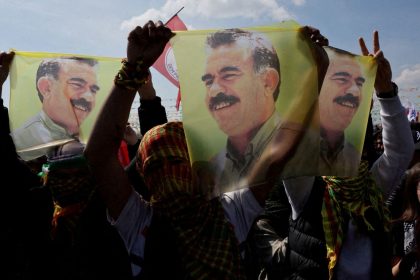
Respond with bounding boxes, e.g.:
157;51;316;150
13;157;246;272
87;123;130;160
319;55;365;133
201;43;271;138
41;60;99;134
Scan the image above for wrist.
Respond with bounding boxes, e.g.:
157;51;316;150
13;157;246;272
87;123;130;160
114;58;149;91
376;82;398;98
139;90;156;101
140;96;161;106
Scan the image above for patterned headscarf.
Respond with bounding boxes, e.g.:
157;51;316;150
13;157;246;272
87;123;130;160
40;144;95;242
137;121;194;200
137;122;246;279
321;160;390;279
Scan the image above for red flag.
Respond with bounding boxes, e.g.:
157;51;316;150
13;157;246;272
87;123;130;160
152;15;187;110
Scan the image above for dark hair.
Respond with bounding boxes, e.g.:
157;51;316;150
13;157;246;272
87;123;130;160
36;57;98;102
206;28;281;101
325;46;357;59
400;162;420;221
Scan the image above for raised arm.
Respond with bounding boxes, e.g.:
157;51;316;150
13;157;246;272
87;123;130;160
0;51;22;164
137;72;168;136
0;52;14;98
359;31;414;196
84;21;174;219
281;26;329;218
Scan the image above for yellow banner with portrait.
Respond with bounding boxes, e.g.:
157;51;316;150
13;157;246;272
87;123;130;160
171;20;377;194
8;50;122;161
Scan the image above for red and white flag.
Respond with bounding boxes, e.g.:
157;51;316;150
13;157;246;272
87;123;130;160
152;14;187;110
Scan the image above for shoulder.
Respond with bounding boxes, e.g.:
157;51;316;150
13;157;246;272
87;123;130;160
12;113;51;149
12;115;48;148
109;190;152;228
221;188;263;218
12;113;43;136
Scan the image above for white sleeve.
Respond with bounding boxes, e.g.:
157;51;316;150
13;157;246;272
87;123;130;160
107;190;153;276
220;188;264;244
371;96;414;197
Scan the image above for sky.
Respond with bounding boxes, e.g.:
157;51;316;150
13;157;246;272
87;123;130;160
1;0;420;122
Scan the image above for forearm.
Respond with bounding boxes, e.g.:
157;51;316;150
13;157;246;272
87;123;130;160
85;20;173;219
372;95;414;196
86;85;136;164
0;98;17;159
0;98;10;135
84;85;137;219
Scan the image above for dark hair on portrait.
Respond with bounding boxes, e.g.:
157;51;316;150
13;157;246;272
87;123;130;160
325;46;357;59
36;57;98;102
206;28;281;101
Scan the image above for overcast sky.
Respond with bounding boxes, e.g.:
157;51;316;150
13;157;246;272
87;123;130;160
1;0;419;110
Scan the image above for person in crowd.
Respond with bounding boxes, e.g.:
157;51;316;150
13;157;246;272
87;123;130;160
251;30;414;280
391;163;420;279
1;50;157;280
119;71;166;168
1;51;58;279
38;139;134;280
84;21;251;279
137;70;168;137
84;20;328;279
37;63;170;280
41;58;171;280
11;56;99;161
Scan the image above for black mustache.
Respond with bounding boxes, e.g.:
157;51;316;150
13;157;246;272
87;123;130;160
209;92;239;110
333;93;360;107
70;98;92;112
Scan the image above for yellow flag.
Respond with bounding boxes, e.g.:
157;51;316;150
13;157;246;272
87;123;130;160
9;50;121;161
171;20;376;193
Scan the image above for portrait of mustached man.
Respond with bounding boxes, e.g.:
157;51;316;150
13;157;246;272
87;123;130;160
201;28;283;190
319;47;366;175
12;57;100;161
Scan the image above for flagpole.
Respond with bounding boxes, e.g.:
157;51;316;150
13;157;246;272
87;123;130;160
165;6;184;25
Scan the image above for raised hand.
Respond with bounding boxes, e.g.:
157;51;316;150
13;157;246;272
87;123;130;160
300;26;329;90
0;52;15;91
126;21;175;68
301;26;329;47
359;31;393;93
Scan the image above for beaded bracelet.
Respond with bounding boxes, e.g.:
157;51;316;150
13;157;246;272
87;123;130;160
114;58;149;91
